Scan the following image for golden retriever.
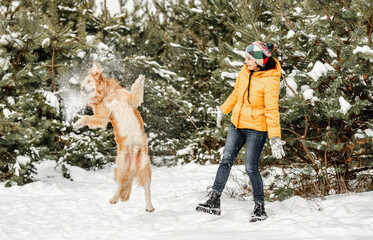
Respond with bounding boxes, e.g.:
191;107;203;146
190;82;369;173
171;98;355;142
73;62;154;212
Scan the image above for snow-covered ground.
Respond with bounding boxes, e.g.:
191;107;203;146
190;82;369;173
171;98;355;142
1;161;372;240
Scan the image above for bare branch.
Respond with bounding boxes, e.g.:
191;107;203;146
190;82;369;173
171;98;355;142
281;73;299;97
272;1;294;30
283;127;315;164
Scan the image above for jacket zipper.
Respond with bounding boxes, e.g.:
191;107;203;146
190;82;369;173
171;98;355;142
247;70;253;104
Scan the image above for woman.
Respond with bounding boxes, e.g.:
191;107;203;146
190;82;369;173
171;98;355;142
196;41;285;222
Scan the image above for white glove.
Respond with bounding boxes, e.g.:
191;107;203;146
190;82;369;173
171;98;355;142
269;137;286;159
216;106;224;128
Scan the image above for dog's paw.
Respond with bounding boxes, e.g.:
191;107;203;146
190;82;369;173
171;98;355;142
136;75;145;85
109;197;119;204
73;118;85;130
146;205;155;212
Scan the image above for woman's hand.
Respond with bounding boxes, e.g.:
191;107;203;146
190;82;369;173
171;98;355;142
216;106;224;128
269;137;285;159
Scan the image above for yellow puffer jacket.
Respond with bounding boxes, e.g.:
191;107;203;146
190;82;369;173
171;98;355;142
220;58;282;139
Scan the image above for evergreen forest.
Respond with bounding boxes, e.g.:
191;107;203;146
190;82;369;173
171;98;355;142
0;0;372;201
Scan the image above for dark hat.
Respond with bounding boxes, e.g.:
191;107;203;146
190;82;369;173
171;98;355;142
245;41;275;67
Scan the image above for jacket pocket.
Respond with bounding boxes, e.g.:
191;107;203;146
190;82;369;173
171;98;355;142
251;108;265;121
240;105;253;122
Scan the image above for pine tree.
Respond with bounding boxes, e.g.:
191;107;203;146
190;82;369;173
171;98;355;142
136;0;226;164
0;1;62;185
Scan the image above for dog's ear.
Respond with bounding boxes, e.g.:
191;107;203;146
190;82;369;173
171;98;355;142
90;61;103;77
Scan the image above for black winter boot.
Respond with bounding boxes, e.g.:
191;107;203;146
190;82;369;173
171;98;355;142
196;190;221;215
250;201;268;222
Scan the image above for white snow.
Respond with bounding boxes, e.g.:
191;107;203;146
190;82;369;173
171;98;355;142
12;162;21;176
86;35;96;45
176;144;196;156
208;47;219;53
307;61;335;81
152;67;177;80
339;96;351;115
0;34;14;46
353;45;373;55
41;38;50;48
60;87;88;123
191;8;203;13
0;35;9;45
365;129;373;137
2;72;12;81
144;60;162;68
95;0;121;16
104;24;123;31
12;38;24;50
301;86;319;106
300;85;310;92
0;56;11;71
58;6;77;12
327;48;337;58
223;58;243;67
286;30;295;39
170;43;181;48
284;70;298;97
294;7;302;14
357;128;373;139
1;161;373;240
77;51;86;59
2;108;12;118
293;51;306;57
7;96;15;105
221;71;237;80
97;42;109;51
68;76;80;85
232;48;246;58
353;45;373;61
95;42;115;61
303;89;314;100
354;129;365;139
37;90;60;115
16;155;31;165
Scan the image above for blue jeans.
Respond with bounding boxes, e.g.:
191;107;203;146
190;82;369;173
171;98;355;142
213;124;268;203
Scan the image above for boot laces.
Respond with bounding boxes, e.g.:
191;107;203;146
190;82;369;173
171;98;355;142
253;202;264;215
